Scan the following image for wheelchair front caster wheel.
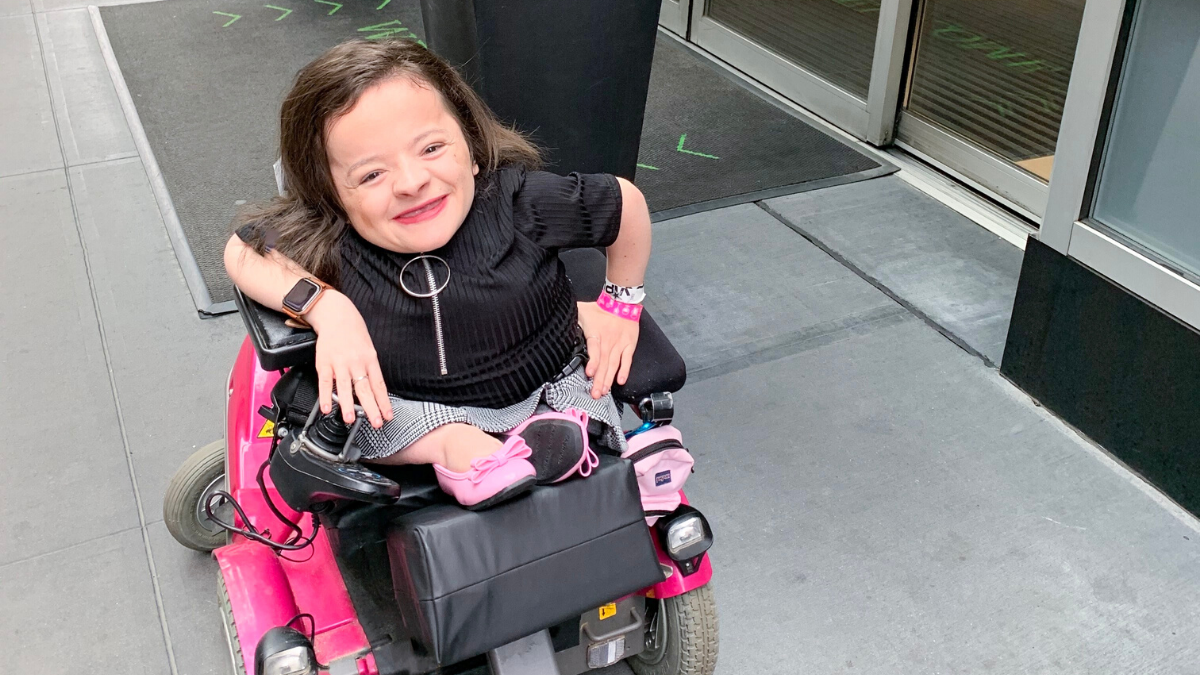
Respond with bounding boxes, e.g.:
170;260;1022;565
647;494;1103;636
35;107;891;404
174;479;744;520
631;583;719;675
164;440;230;552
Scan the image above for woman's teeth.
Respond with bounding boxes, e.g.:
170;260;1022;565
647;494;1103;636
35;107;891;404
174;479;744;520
403;198;441;217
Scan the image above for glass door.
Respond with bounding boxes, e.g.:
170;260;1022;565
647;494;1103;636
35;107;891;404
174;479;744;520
897;0;1087;218
687;0;913;141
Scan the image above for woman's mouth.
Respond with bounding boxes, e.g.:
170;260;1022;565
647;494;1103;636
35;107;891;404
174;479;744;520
393;195;447;224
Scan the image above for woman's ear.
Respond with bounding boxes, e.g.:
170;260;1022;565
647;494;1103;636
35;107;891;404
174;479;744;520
472;162;479;176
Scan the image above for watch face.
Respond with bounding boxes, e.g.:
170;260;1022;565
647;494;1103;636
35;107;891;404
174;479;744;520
283;279;320;312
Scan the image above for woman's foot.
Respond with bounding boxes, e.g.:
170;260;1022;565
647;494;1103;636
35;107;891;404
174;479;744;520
433;436;537;510
506;408;599;484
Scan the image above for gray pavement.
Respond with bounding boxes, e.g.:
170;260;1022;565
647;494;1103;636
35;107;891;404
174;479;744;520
4;6;1200;675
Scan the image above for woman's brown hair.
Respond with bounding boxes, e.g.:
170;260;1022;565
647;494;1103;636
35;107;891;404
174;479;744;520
237;38;542;284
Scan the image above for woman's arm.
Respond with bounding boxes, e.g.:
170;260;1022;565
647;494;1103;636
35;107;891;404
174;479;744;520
579;178;652;398
224;234;393;428
605;177;652;287
224;234;317;312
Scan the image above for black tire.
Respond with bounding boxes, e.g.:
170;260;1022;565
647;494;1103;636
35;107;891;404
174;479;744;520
218;572;249;675
163;440;229;552
631;583;719;675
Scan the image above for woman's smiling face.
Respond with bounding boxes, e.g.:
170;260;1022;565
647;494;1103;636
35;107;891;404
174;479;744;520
325;75;478;254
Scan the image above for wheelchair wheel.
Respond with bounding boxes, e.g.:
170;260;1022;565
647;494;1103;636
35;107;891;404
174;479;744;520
218;572;248;675
163;440;230;552
631;583;718;675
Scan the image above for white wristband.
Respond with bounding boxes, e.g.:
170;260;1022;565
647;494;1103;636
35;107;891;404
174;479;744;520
604;278;645;304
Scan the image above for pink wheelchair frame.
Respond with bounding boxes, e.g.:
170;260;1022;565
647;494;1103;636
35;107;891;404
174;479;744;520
215;336;713;673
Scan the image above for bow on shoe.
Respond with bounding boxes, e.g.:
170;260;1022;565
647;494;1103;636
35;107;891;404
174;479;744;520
466;438;533;484
564;408;600;478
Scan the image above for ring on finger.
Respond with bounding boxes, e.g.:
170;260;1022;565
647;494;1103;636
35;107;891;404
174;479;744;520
353;374;368;384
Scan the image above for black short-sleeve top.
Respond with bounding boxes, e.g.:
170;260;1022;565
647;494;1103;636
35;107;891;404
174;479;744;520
245;166;623;409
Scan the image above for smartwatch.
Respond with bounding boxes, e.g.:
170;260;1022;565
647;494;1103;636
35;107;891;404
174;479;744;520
282;277;331;321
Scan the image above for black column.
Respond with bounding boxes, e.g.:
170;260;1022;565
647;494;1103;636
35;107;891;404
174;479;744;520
1002;238;1200;515
420;0;660;180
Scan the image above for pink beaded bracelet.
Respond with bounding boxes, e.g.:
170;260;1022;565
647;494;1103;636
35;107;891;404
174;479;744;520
597;291;643;322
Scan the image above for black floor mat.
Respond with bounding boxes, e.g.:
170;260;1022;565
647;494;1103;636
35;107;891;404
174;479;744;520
100;0;889;305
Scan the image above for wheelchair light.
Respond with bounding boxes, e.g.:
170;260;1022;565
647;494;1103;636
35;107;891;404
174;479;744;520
254;626;316;675
587;636;626;668
262;647;314;675
667;516;705;555
655;505;713;572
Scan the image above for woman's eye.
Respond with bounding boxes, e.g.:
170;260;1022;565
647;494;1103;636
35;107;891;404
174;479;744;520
360;171;382;184
423;143;444;155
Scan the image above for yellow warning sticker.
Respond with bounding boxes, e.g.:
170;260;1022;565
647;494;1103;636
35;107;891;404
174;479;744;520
599;603;617;620
258;420;275;438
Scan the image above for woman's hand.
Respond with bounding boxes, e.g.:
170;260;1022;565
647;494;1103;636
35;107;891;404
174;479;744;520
577;301;640;399
307;291;393;428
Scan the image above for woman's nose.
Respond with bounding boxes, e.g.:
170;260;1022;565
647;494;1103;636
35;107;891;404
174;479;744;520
391;160;430;196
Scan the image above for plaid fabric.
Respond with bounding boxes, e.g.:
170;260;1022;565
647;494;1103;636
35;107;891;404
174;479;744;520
352;367;625;461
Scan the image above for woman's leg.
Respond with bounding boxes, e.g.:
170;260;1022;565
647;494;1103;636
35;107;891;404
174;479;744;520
366;422;502;472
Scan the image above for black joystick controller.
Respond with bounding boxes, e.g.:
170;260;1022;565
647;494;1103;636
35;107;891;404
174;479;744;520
269;404;400;512
309;412;355;458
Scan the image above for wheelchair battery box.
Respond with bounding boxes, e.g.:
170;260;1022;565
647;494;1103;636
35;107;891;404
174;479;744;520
385;455;663;665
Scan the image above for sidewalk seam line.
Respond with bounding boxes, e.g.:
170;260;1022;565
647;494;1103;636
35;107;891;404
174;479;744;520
69;152;142;168
34;15;180;675
0;524;143;571
756;200;996;368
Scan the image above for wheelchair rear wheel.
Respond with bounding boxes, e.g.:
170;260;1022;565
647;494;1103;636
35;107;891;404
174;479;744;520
164;440;230;552
631;583;718;675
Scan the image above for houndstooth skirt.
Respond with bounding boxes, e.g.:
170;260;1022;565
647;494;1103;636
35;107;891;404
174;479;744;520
351;367;627;461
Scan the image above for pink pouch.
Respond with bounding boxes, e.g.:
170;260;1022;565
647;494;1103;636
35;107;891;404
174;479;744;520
621;426;694;525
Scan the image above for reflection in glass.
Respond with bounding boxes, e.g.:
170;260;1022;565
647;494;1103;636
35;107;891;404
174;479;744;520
1094;0;1200;278
905;0;1085;181
707;0;880;99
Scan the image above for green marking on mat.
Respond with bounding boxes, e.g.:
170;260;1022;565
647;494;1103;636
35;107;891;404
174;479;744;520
264;4;292;20
376;0;390;9
212;10;241;26
314;0;341;14
357;19;414;40
636;163;659;171
676;134;719;160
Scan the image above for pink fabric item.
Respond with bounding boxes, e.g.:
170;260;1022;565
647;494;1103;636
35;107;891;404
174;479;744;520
433;436;536;507
621;425;694;524
597;291;643;322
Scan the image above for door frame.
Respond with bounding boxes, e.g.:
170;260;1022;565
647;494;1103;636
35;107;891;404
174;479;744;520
681;0;913;143
659;0;689;37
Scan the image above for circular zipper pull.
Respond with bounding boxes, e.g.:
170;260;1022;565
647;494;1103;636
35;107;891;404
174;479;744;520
399;254;450;298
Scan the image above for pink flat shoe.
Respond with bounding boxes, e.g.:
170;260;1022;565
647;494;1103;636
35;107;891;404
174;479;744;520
506;408;599;485
433;436;537;511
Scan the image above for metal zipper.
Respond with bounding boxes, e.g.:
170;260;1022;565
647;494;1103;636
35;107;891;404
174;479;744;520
421;258;449;375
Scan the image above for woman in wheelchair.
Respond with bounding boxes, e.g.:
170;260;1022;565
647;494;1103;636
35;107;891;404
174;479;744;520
226;39;652;511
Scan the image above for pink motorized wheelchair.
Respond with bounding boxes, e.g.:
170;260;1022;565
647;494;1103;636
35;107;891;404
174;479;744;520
163;247;717;675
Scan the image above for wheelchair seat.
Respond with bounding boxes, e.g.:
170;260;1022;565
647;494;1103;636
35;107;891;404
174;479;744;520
234;248;686;402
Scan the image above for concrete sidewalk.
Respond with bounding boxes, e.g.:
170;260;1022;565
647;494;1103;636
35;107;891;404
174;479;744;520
4;4;1200;674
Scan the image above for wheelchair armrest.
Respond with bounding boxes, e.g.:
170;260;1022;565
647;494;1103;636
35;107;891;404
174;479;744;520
559;248;687;403
232;286;316;371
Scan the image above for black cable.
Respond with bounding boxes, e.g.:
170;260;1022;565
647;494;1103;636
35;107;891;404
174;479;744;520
257;459;304;544
287;613;316;644
203;461;319;553
279;515;320;563
284;613;329;671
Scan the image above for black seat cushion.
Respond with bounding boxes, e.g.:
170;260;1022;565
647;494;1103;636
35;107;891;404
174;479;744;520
386;455;662;665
